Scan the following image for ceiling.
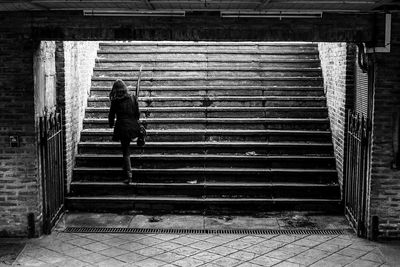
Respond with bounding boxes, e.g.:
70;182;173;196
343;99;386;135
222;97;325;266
0;0;398;13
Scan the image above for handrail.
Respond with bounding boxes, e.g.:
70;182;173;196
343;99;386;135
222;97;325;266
136;65;143;97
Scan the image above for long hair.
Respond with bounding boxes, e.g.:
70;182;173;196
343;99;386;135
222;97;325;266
109;79;129;101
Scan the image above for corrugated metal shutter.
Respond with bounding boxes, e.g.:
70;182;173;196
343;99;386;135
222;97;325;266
354;49;369;118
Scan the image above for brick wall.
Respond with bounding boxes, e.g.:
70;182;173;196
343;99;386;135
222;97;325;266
318;43;355;189
0;30;40;237
0;11;393;237
370;13;400;239
60;41;99;189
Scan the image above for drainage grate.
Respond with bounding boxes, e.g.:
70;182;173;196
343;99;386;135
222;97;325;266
64;227;347;235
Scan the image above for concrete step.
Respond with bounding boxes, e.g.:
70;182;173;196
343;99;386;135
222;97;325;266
97;54;319;61
77;141;334;155
96;61;321;69
72;167;338;184
97;50;318;55
80;129;332;142
90;86;325;97
85;106;328;119
84;117;330;130
93;68;322;78
66;195;341;213
87;96;327;108
98;41;318;51
75;154;336;169
70;181;339;199
91;76;323;87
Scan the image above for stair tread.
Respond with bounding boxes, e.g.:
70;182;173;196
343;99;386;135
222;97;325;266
91;85;324;90
67;196;340;202
97;59;320;63
85;118;329;123
74;167;337;172
94;67;321;71
71;181;338;187
79;141;332;146
75;154;335;159
99;41;317;46
81;129;331;135
89;96;326;101
92;76;322;81
86;107;327;112
98;51;318;55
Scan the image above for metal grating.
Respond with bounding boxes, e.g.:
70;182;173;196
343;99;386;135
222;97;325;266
64;227;347;235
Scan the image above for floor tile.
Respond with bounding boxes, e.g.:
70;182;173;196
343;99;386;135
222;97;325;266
337;247;368;258
173;257;205;267
135;246;165;257
235;262;263;267
243;243;275;255
228;250;257;261
192;251;222;262
171;246;201;256
95;258;126;267
346;259;382;267
152;251;186;263
115;241;147;252
62;247;92;258
100;237;129;247
360;250;386;263
250;255;282;266
223;240;253;250
171;236;199;246
298;248;330;260
264;250;294;260
211;256;242;266
78;252;110;264
321;253;355;265
269;235;305;244
97;247;129;257
137;236;165;246
207;245;238;256
153;241;182;251
287;254;318;265
114;251;147;263
189;241;217;250
66;237;95;247
274;260;306;267
82;241;111;252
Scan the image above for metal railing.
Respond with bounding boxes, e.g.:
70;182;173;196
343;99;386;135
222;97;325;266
39;110;65;235
344;111;371;237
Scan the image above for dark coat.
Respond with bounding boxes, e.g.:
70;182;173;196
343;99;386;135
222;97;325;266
108;94;140;142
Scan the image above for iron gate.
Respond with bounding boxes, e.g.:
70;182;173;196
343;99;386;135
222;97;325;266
39;111;65;234
344;111;371;237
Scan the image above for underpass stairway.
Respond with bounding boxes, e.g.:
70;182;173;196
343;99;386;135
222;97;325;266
67;41;341;213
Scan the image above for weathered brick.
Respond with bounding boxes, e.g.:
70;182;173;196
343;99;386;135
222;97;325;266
318;43;354;191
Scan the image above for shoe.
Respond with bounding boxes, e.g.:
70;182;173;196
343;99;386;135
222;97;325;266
123;171;132;184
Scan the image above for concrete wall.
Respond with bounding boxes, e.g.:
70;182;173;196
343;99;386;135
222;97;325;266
318;43;355;189
60;41;99;190
370;13;400;239
34;41;57;117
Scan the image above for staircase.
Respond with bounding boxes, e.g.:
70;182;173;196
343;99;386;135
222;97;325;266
67;41;341;214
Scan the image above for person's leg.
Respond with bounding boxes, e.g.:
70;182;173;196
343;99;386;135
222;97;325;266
121;139;132;184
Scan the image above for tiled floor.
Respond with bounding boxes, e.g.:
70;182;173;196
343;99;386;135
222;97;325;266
14;231;390;266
